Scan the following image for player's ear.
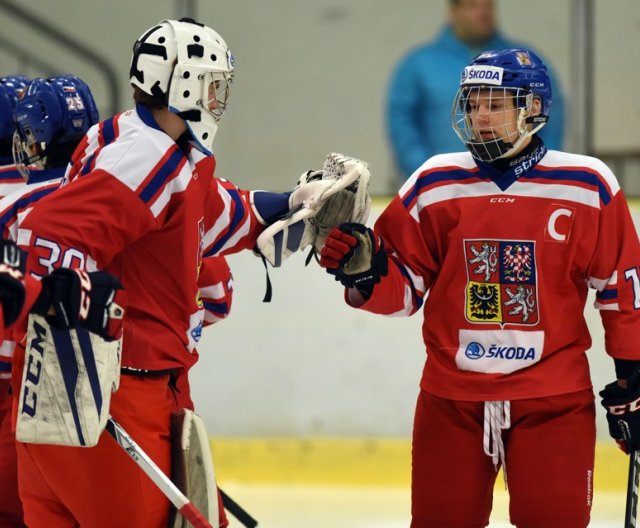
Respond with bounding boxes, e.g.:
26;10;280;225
531;97;542;116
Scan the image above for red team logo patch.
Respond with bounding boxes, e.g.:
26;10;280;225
464;239;539;326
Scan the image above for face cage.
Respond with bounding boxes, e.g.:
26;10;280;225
199;71;233;121
451;86;535;162
12;128;44;179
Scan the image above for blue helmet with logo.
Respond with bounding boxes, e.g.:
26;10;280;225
452;48;552;161
0;75;29;147
13;74;99;172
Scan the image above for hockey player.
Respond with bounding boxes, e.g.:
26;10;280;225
3;72;233;527
0;73;100;527
319;48;640;527
0;74;30;427
1;74;100;238
0;76;29;199
13;17;363;528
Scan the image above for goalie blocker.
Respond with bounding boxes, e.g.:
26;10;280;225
257;153;372;267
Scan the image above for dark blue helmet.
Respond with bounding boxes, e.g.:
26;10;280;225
0;75;29;144
13;74;99;171
465;48;552;116
452;48;552;161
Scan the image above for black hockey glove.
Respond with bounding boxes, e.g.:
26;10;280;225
32;268;126;340
319;223;388;297
0;239;27;327
600;370;640;453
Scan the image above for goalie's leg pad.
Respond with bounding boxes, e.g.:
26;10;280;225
15;314;122;447
170;408;221;527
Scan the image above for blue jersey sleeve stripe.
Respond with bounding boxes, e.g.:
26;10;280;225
596;288;618;301
138;148;186;204
0;203;18;229
101;116;116;146
80;117;119;177
81;153;97;176
204;188;247;256
16;186;58;211
203;301;229;315
525;169;612;205
402;168;479;209
396;260;424;311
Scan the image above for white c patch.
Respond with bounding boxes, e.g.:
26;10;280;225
546;207;574;242
455;328;544;374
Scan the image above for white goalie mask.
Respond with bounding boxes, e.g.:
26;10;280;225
130;18;235;154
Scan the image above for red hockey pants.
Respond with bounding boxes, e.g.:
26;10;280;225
410;389;596;528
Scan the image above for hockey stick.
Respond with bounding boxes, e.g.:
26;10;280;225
626;449;640;528
220;488;259;528
106;417;213;528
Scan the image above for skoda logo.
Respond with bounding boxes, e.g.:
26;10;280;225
465;342;485;359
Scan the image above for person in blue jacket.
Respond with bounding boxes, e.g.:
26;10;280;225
387;0;565;180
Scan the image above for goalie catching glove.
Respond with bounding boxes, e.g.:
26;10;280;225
319;223;388;297
257;153;372;267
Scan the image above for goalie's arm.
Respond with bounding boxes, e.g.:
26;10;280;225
256;153;372;267
205;173;332;257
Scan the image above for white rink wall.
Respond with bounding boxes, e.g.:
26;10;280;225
190;202;632;440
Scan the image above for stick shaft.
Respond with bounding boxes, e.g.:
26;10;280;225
219;488;259;528
106;417;213;528
626;449;640;528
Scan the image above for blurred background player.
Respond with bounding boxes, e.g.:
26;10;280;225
0;72;99;528
386;0;565;180
320;48;640;527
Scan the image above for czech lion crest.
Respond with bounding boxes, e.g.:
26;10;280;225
464;239;539;326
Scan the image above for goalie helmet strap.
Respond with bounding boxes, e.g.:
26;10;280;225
260;254;273;303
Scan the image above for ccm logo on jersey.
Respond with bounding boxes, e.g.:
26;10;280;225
545;204;575;243
605;397;640;415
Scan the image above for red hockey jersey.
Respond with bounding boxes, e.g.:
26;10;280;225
18;105;262;372
360;150;640;401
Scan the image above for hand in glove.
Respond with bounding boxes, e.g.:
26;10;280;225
319;223;388;297
32;268;126;340
0;238;26;327
600;371;640;453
